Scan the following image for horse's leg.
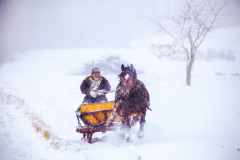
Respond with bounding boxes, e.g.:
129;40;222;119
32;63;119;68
138;112;146;138
123;116;132;142
118;116;127;138
119;115;132;142
120;115;131;133
130;116;139;127
118;109;132;142
139;116;145;131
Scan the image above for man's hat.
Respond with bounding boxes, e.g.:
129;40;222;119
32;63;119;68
92;68;100;74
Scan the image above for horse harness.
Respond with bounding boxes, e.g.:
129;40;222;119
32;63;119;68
119;80;152;111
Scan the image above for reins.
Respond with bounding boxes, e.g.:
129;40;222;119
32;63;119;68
93;87;122;93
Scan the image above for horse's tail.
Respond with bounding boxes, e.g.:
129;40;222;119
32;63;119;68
145;98;152;111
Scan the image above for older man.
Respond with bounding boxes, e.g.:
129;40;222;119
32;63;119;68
80;67;111;104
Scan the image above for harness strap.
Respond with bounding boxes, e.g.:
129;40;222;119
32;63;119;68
129;82;141;94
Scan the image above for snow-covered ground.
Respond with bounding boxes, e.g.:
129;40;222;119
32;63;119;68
0;27;240;160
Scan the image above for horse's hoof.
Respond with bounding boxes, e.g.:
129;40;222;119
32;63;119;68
137;130;144;138
125;136;132;143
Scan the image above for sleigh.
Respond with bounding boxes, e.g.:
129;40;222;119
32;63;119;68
76;101;121;143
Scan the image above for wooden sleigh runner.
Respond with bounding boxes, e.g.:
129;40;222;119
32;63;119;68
76;101;121;143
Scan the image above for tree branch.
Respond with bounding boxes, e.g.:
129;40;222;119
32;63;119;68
149;14;177;39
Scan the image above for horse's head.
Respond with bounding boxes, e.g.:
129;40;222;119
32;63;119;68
119;64;137;97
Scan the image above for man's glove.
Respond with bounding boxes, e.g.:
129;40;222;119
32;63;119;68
96;90;104;96
90;91;97;98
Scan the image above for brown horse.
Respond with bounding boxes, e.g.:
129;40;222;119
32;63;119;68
115;64;150;142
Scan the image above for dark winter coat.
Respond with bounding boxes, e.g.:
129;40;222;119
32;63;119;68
80;75;111;103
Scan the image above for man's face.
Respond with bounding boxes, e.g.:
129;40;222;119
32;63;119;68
92;73;100;80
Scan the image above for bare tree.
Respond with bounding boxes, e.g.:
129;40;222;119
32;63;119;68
149;0;229;86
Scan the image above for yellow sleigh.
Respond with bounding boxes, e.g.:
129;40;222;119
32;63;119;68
78;101;120;127
76;101;121;143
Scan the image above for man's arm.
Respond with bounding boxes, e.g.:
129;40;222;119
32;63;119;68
105;79;111;92
80;78;91;95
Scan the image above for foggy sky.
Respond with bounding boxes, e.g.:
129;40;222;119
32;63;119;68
0;0;239;53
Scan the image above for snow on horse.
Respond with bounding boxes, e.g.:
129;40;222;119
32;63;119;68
114;64;151;142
